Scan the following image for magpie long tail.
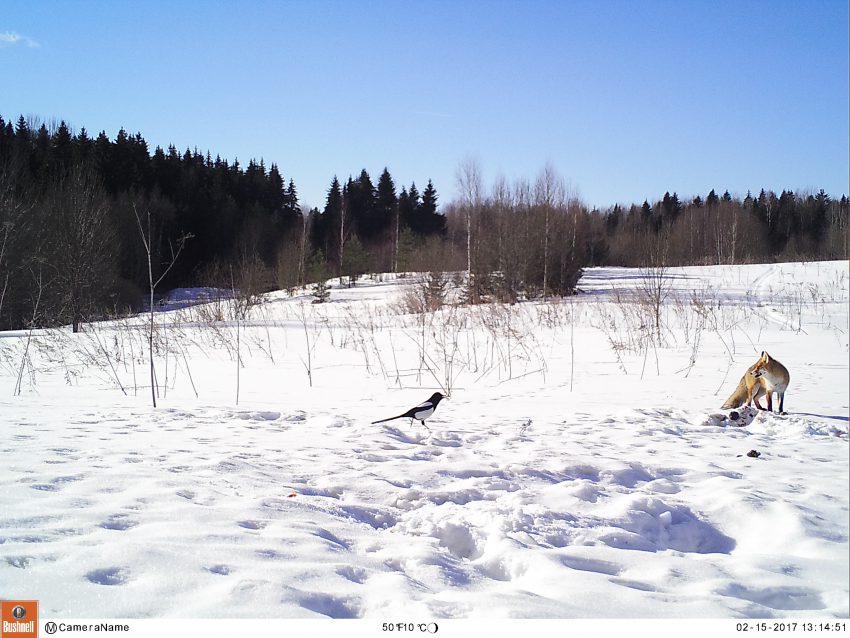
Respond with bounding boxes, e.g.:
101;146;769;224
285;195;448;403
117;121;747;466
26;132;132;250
371;414;404;425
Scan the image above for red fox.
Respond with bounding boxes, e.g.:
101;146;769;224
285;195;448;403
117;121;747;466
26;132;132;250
721;351;790;414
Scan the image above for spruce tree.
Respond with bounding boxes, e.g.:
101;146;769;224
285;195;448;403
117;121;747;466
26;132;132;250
640;200;653;227
267;163;285;212
73;127;94;165
401;182;420;231
341;234;371;286
50;120;73;173
348;169;377;241
323;177;345;275
375;168;397;237
661;191;681;225
420;179;445;235
286;179;300;216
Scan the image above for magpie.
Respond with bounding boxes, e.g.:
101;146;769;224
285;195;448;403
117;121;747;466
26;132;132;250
371;392;446;428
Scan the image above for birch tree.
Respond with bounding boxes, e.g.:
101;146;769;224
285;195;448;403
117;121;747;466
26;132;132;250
455;158;483;304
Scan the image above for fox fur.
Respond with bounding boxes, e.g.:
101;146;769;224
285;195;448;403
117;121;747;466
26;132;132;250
721;351;790;414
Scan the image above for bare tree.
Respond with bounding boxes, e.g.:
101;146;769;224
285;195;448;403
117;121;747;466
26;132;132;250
133;203;189;408
0;222;9;317
298;212;310;287
455;157;483;303
513;177;533;296
338;194;352;281
393;198;401;274
490;175;514;301
14;268;44;396
534;163;565;301
0;158;40;330
446;164;583;302
47;165;117;333
638;229;672;345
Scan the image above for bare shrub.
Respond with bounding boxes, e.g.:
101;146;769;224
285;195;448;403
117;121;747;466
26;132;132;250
399;271;450;315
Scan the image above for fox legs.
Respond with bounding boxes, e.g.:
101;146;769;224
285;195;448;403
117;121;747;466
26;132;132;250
747;385;785;414
747;385;768;411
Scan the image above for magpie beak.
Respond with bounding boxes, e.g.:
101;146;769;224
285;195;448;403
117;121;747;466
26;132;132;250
372;392;446;428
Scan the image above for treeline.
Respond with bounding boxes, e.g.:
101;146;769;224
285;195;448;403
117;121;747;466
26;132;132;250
0;114;445;330
0;114;846;331
442;162;585;304
599;188;848;267
285;169;447;291
442;162;847;304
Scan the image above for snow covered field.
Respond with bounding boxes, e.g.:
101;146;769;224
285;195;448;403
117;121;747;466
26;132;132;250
1;261;847;619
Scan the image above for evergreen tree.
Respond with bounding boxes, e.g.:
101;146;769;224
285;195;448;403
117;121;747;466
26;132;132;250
285;178;300;217
775;189;798;246
605;204;622;234
397;186;410;228
32;124;50;178
374;167;397;239
267;163;285;211
0;116;10;159
49;120;73;173
400;182;420;231
347;169;377;241
308;249;331;302
73;127;94;165
640;200;653;226
809;189;830;244
307;207;325;258
322;176;345;274
312;278;331;303
419;179;445;235
341;234;371;286
661;191;681;225
14;115;29;141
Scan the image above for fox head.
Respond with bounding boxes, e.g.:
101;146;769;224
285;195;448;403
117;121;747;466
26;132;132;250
750;351;771;377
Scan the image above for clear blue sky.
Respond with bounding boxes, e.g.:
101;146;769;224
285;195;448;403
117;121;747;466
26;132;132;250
2;0;847;210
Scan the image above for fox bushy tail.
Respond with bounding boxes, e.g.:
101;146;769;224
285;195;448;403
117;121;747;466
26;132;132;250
721;376;748;409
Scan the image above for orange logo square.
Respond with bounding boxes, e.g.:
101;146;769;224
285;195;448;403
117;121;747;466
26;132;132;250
1;601;38;638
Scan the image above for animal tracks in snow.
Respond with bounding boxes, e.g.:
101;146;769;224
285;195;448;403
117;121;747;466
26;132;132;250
99;514;140;531
1;399;846;618
716;583;827;612
85;567;131;586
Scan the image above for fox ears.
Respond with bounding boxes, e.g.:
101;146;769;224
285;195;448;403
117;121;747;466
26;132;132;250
760;351;771;363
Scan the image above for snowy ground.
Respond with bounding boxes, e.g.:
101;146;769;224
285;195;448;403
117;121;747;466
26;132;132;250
1;261;847;619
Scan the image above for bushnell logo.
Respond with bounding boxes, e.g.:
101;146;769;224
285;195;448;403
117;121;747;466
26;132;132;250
1;600;38;638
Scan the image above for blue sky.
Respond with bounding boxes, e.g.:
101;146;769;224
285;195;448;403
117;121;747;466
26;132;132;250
2;0;847;210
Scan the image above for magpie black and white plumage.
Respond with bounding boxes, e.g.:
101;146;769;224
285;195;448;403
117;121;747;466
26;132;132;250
371;392;446;427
